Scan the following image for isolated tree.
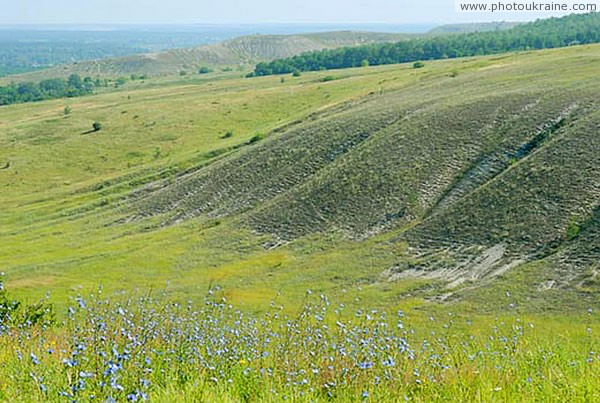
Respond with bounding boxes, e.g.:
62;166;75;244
92;121;103;132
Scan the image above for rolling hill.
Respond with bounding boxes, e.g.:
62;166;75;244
0;43;598;313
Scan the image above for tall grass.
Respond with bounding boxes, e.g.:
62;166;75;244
1;285;598;402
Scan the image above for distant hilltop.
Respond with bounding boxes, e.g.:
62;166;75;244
428;21;521;34
0;31;414;83
0;21;524;83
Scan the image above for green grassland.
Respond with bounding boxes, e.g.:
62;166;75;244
0;61;420;307
1;44;599;313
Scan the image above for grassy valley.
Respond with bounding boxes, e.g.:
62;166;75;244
0;23;599;400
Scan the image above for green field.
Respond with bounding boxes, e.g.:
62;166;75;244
1;44;599;401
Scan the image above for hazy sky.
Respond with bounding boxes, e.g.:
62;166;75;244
0;0;580;25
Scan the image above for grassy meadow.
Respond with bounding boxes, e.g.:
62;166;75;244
1;44;600;401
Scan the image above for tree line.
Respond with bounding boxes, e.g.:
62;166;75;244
0;74;95;106
251;13;600;76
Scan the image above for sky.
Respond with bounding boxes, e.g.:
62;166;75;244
0;0;583;25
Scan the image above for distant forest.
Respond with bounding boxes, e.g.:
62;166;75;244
0;74;95;105
0;43;147;77
251;13;600;76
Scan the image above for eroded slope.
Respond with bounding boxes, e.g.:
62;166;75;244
130;45;599;290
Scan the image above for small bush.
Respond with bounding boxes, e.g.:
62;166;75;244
413;61;425;69
198;67;212;74
92;122;103;132
566;215;582;240
292;70;301;77
221;130;234;139
247;133;264;145
320;75;336;82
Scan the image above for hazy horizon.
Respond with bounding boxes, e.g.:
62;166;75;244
1;0;581;25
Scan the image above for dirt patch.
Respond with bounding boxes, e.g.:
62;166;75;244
383;244;525;289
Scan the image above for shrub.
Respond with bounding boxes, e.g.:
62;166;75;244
247;133;264;145
413;61;425;69
198;67;212;74
292;70;301;77
566;215;582;240
92;121;103;132
0;273;55;330
221;130;234;139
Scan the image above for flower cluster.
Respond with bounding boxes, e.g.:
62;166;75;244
0;287;598;401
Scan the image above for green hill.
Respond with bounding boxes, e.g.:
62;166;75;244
0;43;598;313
